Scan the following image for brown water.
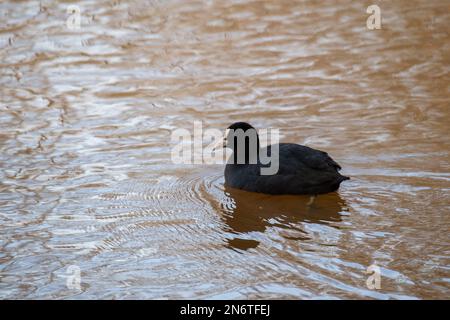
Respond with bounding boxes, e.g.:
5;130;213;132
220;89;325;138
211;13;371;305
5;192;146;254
0;0;449;299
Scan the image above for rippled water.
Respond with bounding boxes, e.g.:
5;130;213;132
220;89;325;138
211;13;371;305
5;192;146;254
1;0;449;299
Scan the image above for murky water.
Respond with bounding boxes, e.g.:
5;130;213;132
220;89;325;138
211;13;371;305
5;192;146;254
1;0;449;299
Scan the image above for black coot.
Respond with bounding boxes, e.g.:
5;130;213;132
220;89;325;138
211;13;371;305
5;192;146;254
222;122;349;196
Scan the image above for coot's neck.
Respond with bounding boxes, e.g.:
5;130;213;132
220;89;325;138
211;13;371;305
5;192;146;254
231;135;260;165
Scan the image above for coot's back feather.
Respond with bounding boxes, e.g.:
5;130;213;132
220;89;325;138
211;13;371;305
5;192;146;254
225;142;349;195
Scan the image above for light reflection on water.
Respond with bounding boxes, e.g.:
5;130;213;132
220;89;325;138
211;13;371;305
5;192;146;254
0;0;449;299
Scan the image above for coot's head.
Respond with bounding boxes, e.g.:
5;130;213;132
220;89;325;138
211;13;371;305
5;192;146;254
224;122;260;164
227;122;255;132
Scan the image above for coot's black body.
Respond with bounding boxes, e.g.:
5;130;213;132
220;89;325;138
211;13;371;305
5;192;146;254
223;122;349;195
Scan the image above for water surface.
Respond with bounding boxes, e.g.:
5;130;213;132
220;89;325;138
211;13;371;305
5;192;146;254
0;0;449;299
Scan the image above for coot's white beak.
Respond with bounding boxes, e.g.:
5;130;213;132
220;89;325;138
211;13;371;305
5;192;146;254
212;129;230;151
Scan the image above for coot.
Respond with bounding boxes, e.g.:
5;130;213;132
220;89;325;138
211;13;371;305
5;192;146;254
221;122;349;198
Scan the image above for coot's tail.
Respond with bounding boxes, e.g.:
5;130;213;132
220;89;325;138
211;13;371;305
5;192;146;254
332;174;350;192
314;174;350;194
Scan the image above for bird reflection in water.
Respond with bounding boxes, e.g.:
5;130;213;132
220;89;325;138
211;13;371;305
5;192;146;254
220;186;348;251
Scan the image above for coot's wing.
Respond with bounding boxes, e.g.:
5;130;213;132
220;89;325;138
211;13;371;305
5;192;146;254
249;144;346;194
277;143;342;173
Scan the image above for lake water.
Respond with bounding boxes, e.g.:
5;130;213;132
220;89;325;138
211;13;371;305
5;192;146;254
0;0;449;299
